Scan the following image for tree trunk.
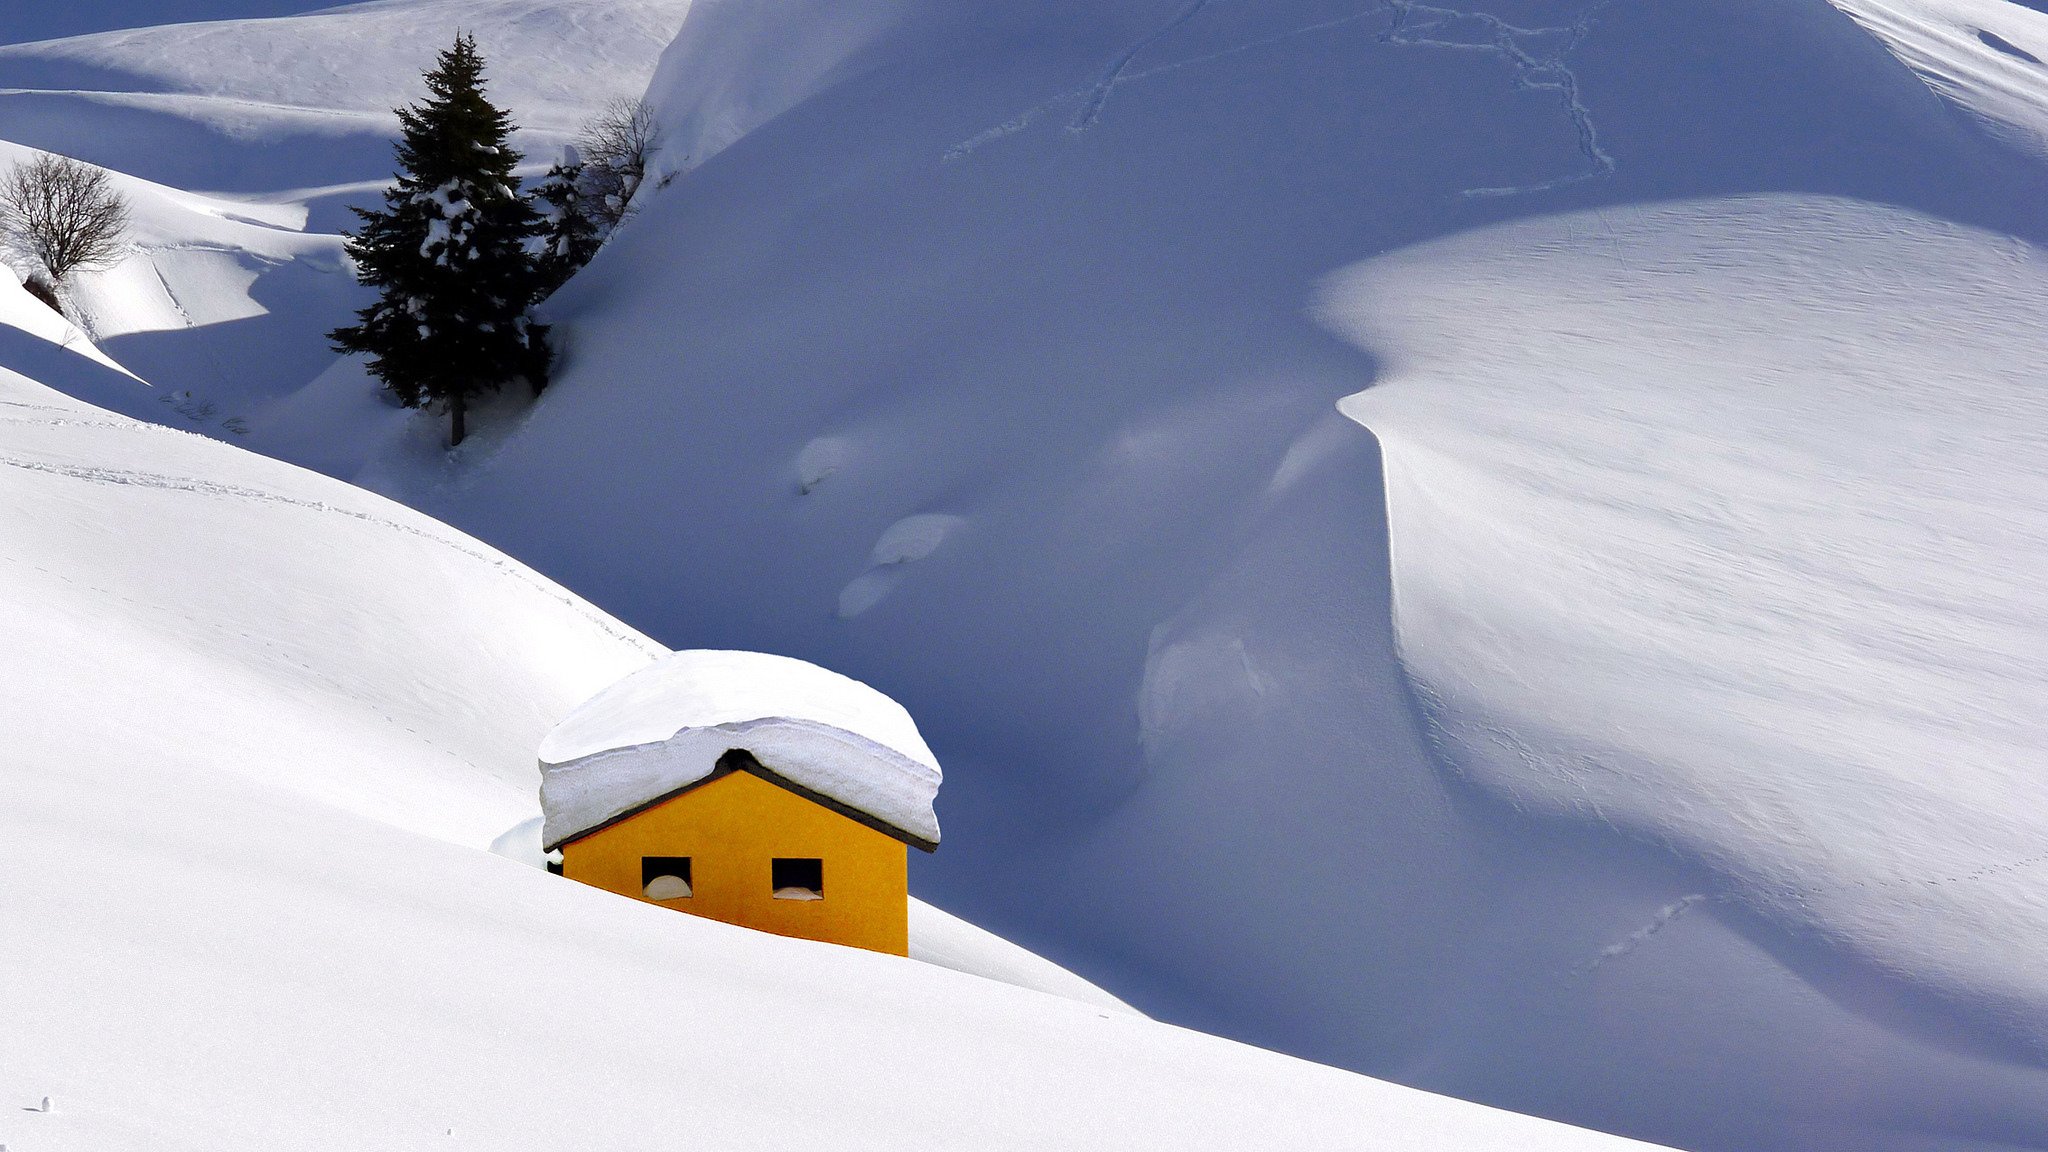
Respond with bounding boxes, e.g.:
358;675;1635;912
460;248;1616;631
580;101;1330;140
450;389;467;447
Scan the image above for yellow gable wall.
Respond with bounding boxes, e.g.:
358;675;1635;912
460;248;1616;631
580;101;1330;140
559;770;910;956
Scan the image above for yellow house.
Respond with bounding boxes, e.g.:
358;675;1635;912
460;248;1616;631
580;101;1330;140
539;649;942;956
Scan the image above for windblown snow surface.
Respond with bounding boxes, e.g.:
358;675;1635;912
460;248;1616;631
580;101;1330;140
0;262;1671;1151
8;0;2048;1148
1327;183;2048;1051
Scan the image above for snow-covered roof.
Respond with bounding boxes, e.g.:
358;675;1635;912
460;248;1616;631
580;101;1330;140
539;649;942;852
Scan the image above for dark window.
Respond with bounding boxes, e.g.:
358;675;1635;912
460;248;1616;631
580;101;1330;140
641;856;693;899
772;857;823;901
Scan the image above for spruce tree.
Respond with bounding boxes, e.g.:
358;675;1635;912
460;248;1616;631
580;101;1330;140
329;33;549;446
530;152;602;297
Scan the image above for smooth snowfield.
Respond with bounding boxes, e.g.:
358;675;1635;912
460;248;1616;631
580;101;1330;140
539;648;943;849
0;280;1661;1151
1325;194;2048;1042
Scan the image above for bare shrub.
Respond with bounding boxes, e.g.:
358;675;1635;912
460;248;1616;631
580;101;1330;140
575;97;659;230
1;154;130;287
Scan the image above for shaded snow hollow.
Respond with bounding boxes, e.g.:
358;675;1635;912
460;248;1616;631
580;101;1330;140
539;649;943;851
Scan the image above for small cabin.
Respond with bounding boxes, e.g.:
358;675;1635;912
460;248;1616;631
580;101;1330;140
539;649;941;956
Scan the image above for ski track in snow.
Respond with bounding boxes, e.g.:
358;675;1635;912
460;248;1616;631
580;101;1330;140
1070;0;1221;131
1576;848;2048;976
0;447;661;656
1383;0;1617;197
1117;9;1388;84
946;0;1617;198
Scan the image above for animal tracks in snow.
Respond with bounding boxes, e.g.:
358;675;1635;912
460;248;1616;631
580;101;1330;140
1071;0;1221;132
945;0;1618;198
1577;844;2048;975
1579;894;1711;974
0;450;659;654
1383;0;1617;196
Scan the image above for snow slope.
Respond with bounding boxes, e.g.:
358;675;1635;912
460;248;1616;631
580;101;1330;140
354;0;2047;1149
5;1;340;45
0;265;660;849
9;0;2048;1148
0;0;693;461
0;138;358;444
1324;193;2048;1046
0;0;692;190
1833;0;2048;160
0;265;1660;1151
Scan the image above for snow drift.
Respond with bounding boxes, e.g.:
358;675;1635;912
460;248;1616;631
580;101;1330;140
1324;193;2048;1045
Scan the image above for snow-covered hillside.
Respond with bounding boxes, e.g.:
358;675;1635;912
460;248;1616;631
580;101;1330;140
399;1;2048;1149
7;0;339;45
0;267;1672;1151
0;0;691;192
6;0;2048;1149
0;0;693;466
1325;192;2048;1031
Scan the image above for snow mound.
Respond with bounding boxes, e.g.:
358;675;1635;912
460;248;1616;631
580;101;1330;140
1324;192;2048;1045
906;899;1142;1015
540;648;942;850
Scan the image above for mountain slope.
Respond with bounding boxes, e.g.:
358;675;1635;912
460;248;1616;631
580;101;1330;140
0;272;1669;1152
0;0;693;457
343;1;2048;1149
6;0;2048;1148
0;0;692;193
